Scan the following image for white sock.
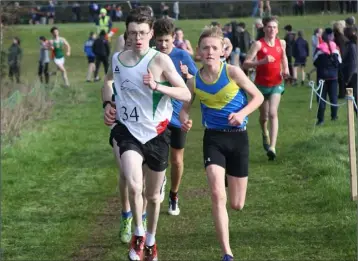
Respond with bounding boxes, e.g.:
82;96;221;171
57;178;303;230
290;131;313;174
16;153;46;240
145;232;156;246
134;226;145;237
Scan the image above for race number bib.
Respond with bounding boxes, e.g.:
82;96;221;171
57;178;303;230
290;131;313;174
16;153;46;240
120;105;139;122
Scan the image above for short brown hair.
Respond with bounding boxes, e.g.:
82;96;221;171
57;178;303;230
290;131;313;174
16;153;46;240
153;18;175;37
263;16;279;27
198;25;224;46
126;8;155;29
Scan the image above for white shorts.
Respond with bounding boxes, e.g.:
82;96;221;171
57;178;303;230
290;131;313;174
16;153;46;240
54;57;65;66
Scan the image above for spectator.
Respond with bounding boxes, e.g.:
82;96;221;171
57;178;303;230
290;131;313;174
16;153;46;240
293;0;304;16
89;1;99;22
84;32;96;82
345;16;356;28
115;6;123;21
92;30;110;81
259;0;271;18
251;0;260;17
173;1;179;20
29;8;39;25
174;28;194;56
72;2;81;22
312;28;323;57
130;1;140;9
161;2;170;18
223;23;233;39
333;20;349;99
321;0;331;14
284;24;296;84
292;30;309;86
110;4;116;21
38;36;50;84
342;27;357;114
47;0;55;25
39;6;47;25
96;8;112;36
7;37;22;83
236;22;252;69
313;28;342;125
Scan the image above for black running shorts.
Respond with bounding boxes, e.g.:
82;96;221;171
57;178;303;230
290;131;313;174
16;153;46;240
203;128;249;178
167;125;187;150
111;123;170;172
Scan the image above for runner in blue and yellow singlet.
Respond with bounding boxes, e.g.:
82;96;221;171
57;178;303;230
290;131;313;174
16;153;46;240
180;25;264;261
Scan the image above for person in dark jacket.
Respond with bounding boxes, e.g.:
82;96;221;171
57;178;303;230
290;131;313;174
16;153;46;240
292;30;309;86
92;30;110;81
38;36;50;84
7;37;22;83
342;27;358;114
236;22;252;70
313;28;342;125
284;24;296;84
84;32;96;82
333;21;349;98
254;18;265;40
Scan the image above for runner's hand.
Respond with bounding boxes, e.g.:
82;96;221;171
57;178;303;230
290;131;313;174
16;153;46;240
180;61;189;78
143;68;157;90
104;103;116;126
228;112;245;126
66;51;70;57
263;55;275;64
282;68;290;79
181;119;193;132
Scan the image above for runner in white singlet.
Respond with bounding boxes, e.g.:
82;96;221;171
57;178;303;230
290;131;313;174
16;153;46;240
102;10;191;261
109;30;152;244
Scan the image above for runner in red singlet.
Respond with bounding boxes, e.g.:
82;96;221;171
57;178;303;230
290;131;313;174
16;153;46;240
243;16;289;160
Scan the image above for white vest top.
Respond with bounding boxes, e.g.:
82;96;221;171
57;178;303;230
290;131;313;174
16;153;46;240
112;48;173;144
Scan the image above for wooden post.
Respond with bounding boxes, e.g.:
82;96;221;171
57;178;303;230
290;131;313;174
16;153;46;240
347;88;357;201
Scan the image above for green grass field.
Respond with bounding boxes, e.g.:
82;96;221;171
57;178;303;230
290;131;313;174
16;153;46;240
2;14;357;261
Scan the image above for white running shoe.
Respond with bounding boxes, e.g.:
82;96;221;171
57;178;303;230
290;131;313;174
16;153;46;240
168;195;180;216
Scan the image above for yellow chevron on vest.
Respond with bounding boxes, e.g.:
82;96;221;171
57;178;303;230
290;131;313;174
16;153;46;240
194;63;240;110
99;16;110;33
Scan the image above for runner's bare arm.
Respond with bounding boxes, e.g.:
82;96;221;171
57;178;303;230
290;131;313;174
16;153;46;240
228;65;264;116
102;59;114;103
280;40;289;75
62;38;71;56
102;58;116;126
179;77;195;129
243;41;263;69
155;54;192;103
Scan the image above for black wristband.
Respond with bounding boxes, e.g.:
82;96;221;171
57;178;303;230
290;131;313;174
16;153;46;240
103;101;112;109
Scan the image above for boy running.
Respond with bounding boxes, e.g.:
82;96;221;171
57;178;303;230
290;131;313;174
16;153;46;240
49;26;71;87
153;18;198;216
102;11;191;261
180;25;263;261
243;16;289;160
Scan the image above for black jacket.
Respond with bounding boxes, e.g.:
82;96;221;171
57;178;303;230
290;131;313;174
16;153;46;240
92;36;110;57
284;32;296;57
342;40;357;84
